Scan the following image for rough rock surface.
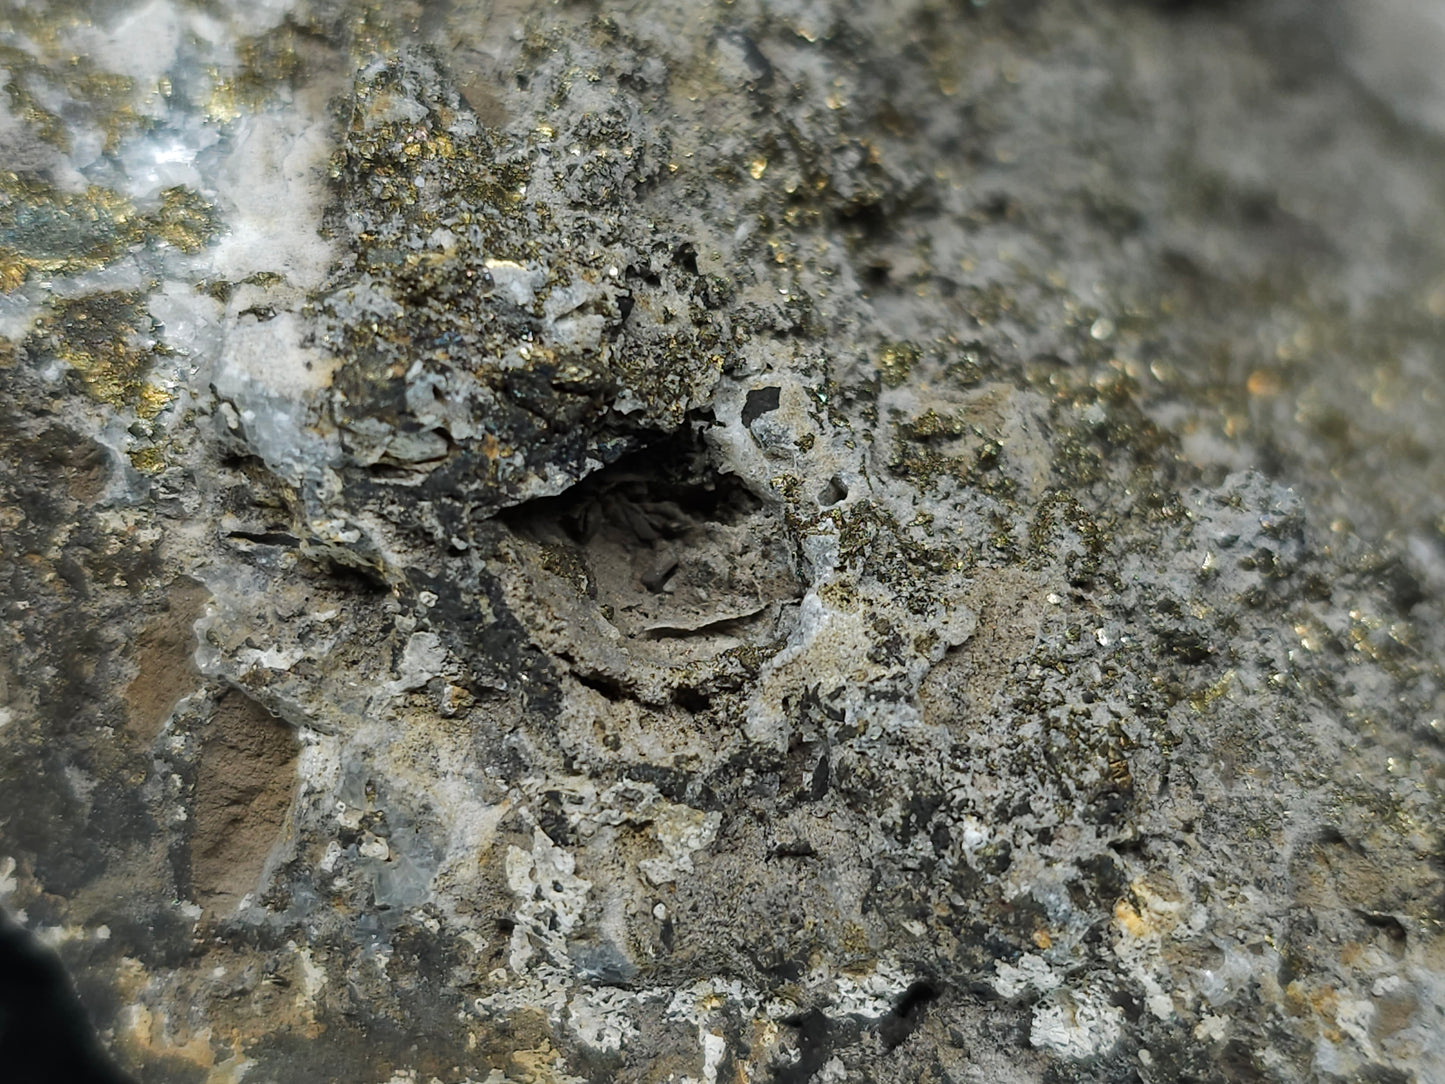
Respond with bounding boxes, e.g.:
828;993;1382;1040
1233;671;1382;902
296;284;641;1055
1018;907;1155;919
2;1;1444;1082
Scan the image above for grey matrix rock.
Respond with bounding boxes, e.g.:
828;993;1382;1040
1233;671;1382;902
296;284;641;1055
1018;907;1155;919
1;1;1443;1083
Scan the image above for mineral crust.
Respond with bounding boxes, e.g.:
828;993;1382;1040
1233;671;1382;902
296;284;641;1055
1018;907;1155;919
2;1;1444;1082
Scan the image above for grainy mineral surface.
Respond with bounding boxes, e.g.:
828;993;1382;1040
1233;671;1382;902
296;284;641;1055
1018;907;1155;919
2;1;1445;1082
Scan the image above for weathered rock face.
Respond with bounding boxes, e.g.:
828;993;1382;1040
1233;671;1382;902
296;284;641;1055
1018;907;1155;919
321;49;730;541
2;1;1444;1082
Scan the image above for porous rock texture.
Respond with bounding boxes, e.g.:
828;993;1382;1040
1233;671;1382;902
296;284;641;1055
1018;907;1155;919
2;1;1445;1082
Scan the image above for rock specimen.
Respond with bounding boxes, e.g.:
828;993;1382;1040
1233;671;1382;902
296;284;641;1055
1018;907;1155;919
1;1;1444;1082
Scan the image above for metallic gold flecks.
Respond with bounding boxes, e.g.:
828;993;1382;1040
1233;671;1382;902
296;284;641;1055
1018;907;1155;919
26;292;170;418
0;176;218;292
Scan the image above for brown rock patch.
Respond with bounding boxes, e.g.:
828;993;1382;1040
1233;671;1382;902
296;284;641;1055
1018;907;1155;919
190;691;298;916
123;575;210;741
919;566;1045;728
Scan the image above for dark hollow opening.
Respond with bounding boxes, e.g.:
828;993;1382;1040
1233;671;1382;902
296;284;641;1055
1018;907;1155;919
0;909;133;1083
